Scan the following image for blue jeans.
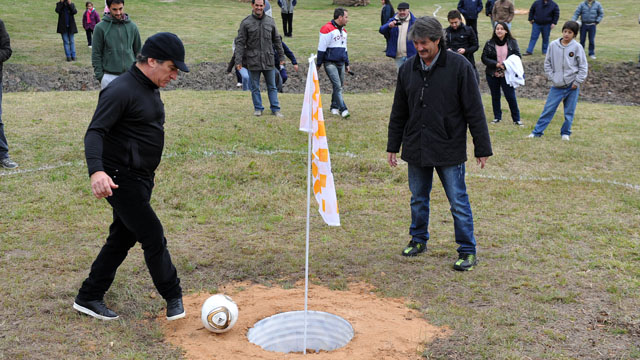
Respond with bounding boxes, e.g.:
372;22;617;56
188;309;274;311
532;86;580;136
526;23;551;54
249;69;280;112
580;24;597;56
486;74;520;123
408;163;477;255
323;62;347;112
61;31;76;58
236;68;251;91
394;56;407;70
0;82;8;159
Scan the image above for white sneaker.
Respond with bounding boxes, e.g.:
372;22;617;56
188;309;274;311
526;133;537;138
561;135;570;141
88;45;92;48
590;55;596;60
341;110;350;118
330;108;340;115
236;82;242;87
253;110;263;116
491;119;501;124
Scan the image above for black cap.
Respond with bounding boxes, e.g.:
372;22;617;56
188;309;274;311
141;32;189;72
397;2;409;9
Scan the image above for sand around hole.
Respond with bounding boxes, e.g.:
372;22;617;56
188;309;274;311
161;282;449;359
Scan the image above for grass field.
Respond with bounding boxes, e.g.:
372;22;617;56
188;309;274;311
1;0;639;66
0;89;638;358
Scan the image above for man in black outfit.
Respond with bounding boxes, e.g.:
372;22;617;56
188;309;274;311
445;10;479;82
73;32;189;321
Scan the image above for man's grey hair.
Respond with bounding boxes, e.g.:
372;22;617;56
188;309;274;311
408;16;445;44
136;53;165;65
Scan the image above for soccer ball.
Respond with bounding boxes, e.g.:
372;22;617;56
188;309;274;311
201;294;238;333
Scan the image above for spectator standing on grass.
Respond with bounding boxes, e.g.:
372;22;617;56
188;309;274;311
387;16;492;271
317;8;351;119
273;36;298;92
73;32;190;322
485;0;495;23
0;18;17;170
527;21;587;141
524;0;559;56
457;0;483;37
491;0;514;29
92;0;141;89
56;0;78;62
380;0;395;47
227;37;251;91
82;1;100;48
277;0;296;37
481;22;523;126
379;2;416;70
235;0;285;117
445;10;479;80
571;0;604;60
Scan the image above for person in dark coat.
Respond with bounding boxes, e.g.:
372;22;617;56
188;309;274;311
524;0;560;55
0;18;17;169
380;0;395;44
457;0;483;37
82;1;100;47
56;0;79;61
73;32;190;322
387;16;491;271
445;9;479;81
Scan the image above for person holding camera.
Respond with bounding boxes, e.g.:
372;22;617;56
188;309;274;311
56;0;78;61
379;2;416;70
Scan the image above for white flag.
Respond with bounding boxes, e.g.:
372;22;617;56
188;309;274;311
299;58;340;226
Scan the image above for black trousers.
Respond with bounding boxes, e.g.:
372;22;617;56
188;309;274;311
85;29;93;46
466;19;478;38
281;12;293;36
77;170;182;302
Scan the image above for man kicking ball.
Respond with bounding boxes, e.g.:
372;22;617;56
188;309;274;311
73;32;189;321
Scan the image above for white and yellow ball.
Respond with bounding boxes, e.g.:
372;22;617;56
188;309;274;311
201;294;238;333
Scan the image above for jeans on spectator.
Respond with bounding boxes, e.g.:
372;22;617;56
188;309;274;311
323;62;347;112
101;73;120;89
249;69;280;112
77;170;182;302
580;24;597;56
395;56;407;70
236;68;251;91
408;163;477;255
526;22;551;54
61;31;76;58
486;74;520;123
532;85;580;136
0;82;8;159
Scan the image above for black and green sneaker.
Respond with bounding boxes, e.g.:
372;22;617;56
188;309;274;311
453;253;478;271
401;241;426;257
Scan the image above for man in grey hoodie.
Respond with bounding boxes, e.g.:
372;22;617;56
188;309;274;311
527;21;588;141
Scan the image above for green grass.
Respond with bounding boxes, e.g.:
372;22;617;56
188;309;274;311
0;89;638;358
2;0;639;66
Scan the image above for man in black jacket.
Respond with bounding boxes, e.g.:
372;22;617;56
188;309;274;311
73;33;189;321
524;0;559;55
387;17;492;271
0;18;16;169
445;10;479;81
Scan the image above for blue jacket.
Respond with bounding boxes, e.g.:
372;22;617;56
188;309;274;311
379;13;417;59
528;0;560;25
571;0;604;24
458;0;483;20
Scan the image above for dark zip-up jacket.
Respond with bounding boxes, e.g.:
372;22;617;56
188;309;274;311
85;65;165;179
528;0;560;25
56;1;78;34
91;14;141;80
445;24;478;67
387;51;492;166
481;37;521;76
458;0;483;20
235;13;284;71
0;19;12;82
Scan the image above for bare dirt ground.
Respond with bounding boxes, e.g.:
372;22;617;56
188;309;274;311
160;282;449;360
4;60;640;106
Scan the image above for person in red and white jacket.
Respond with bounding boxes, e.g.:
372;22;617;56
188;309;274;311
317;7;351;118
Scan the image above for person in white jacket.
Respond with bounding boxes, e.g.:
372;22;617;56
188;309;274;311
528;21;588;140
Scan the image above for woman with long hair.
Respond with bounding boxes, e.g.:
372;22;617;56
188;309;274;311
380;0;395;46
481;22;523;125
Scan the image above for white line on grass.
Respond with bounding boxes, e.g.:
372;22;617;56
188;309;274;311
2;150;638;191
433;5;442;17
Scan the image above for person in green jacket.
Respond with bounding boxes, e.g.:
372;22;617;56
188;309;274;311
91;0;141;89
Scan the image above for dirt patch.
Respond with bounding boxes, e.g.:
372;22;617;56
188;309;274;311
160;282;449;360
4;60;639;106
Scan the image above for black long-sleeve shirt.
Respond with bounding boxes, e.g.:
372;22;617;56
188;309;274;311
85;65;165;179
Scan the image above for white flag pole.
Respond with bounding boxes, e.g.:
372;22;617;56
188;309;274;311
303;53;317;355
